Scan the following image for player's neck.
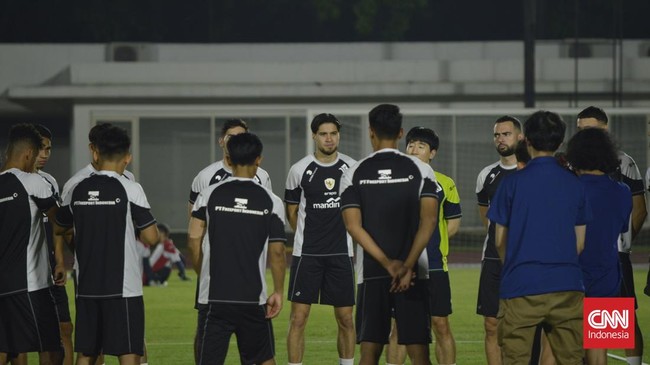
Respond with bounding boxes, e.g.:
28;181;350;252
314;150;338;164
499;154;517;167
232;164;258;179
529;149;554;159
373;139;399;151
1;157;31;172
223;157;233;170
576;169;604;176
96;160;126;175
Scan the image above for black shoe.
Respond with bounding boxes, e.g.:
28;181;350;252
178;272;191;281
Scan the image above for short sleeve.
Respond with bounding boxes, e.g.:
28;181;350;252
28;174;57;211
55;205;74;228
191;188;209;221
443;180;462;219
284;164;303;204
339;166;360;210
269;194;287;243
476;167;489;206
189;172;205;205
486;179;511;227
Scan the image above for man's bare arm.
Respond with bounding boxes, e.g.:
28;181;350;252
631;194;647;239
478;205;489;231
286;204;299;232
495;223;508;264
266;241;286;319
187;217;206;275
447;218;461;238
575;225;586;255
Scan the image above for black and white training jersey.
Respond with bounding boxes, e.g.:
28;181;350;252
189;160;272;204
56;171;156;298
475;161;517;260
0;168;58;297
339;148;439;283
614;151;645;253
192;177;286;305
38;170;61;271
61;163;135;203
285;153;356;257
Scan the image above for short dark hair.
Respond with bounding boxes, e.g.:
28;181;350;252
369;104;402;140
156;223;171;236
7;123;43;156
577;106;608;124
33;124;52;140
524;111;566;152
495;115;522;131
89;123;112;145
94;125;131;159
405;127;440;151
226;133;263;166
566;128;619;174
221;119;248;137
311;113;341;134
514;141;531;164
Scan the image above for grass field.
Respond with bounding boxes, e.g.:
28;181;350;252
32;267;650;364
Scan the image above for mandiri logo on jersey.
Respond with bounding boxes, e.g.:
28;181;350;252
583;297;634;349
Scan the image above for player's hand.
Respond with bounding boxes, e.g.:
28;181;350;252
390;266;415;292
53;264;67;286
265;292;283;319
396;267;415;292
385;259;403;280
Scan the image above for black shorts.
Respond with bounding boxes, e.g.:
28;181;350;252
75;296;145;356
428;270;452;317
356;278;431;345
618;252;638;309
51;285;71;322
0;288;62;354
477;259;501;317
196;303;274;365
288;255;355;307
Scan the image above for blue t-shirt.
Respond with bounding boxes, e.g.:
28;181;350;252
578;174;631;297
487;156;591;299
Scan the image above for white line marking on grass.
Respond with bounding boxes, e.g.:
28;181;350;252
146;340;484;346
606;353;649;364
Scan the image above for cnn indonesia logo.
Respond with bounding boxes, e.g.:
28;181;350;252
583;298;635;349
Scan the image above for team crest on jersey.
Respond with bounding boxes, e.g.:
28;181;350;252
214;175;222;181
378;169;392;180
324;178;336;190
88;191;99;201
234;198;248;209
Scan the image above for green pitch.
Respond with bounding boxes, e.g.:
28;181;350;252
32;268;650;364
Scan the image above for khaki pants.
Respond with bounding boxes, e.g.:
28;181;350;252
497;291;584;365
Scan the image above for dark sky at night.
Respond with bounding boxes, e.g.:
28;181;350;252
0;0;648;43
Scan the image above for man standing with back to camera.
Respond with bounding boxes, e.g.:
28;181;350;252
340;104;439;365
56;125;159;365
285;113;356;365
475;116;523;365
188;133;287;365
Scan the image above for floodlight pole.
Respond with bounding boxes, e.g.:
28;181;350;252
524;0;537;108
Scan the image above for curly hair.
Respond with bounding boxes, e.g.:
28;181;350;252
566;128;619;174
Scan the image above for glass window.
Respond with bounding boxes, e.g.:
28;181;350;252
139;117;211;231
